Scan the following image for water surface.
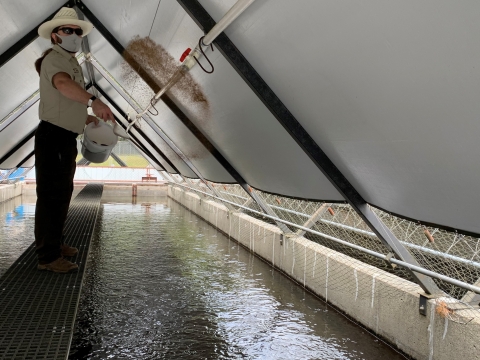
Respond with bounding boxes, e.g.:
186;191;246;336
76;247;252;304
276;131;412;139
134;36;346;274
70;197;405;360
0;195;406;359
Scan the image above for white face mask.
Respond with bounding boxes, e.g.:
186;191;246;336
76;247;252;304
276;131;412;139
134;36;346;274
56;33;83;53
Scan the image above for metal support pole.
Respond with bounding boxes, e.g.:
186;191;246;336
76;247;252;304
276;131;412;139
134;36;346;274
110;152;127;167
160;171;177;183
296;203;330;237
177;0;441;295
16;151;34;169
74;6;98;95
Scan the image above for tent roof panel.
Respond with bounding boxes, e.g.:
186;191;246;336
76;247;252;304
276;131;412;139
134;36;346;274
0;38;48;120
0;137;34;169
191;0;480;232
0;103;39;163
0;0;66;54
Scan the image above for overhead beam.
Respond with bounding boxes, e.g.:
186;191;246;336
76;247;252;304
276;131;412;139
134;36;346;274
16;151;34;168
0;0;74;68
0;93;39;133
177;0;440;295
0;128;36;166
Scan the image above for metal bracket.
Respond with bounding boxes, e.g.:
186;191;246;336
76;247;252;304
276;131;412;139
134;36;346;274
280;234;284;246
419;294;428;316
384;252;398;270
419;292;443;316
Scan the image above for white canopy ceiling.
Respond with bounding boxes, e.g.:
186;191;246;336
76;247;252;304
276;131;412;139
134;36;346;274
1;0;479;235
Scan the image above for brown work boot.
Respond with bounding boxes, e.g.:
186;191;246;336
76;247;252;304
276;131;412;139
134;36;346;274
60;244;78;257
37;257;78;273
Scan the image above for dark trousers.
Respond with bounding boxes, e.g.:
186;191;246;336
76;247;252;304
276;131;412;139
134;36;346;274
35;121;78;264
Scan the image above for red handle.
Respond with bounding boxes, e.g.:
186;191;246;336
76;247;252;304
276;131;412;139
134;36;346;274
180;48;192;62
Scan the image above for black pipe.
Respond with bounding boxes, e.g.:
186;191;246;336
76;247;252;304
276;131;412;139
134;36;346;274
0;128;36;166
16;151;34;168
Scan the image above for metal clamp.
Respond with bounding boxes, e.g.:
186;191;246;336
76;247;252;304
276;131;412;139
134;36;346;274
384;252;398;270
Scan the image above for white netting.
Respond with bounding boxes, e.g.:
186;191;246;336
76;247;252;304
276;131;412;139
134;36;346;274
164;174;480;324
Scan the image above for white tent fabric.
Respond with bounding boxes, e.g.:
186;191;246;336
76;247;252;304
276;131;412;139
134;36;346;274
1;0;479;234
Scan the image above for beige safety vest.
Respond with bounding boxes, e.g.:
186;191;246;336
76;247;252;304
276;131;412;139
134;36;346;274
38;44;87;134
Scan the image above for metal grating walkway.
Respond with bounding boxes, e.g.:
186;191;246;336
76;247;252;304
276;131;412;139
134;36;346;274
0;183;103;360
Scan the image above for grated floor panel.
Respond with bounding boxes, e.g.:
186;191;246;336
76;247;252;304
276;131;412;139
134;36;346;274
0;184;103;360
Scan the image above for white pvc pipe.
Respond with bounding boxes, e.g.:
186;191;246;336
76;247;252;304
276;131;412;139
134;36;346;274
202;0;256;46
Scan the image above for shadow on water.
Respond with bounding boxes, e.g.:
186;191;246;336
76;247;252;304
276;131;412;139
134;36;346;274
48;196;406;360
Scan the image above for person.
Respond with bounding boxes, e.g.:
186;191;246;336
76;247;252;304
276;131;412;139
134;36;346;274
34;7;115;273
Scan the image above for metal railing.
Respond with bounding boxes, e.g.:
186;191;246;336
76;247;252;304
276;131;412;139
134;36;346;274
170;181;480;296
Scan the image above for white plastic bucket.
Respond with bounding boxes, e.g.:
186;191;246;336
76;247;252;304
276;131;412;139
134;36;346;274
81;122;118;163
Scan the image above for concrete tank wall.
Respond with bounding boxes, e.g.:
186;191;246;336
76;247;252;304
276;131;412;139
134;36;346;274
0;183;22;203
168;185;480;360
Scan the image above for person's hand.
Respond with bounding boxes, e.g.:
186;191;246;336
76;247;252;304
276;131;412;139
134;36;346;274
85;115;99;126
91;99;116;123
